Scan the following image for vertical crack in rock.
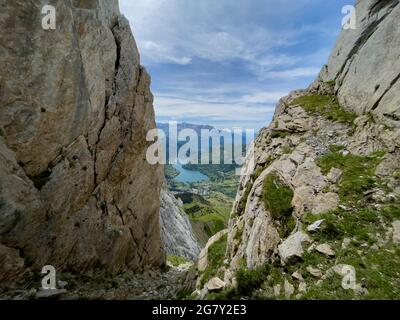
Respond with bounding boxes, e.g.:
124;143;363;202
371;72;400;110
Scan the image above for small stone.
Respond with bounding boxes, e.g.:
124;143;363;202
316;243;335;257
306;266;323;278
284;279;295;299
371;244;379;251
292;271;304;282
327;168;342;183
273;284;281;297
298;282;307;293
199;287;209;300
342;238;351;249
206;277;226;292
307;219;325;233
392;220;400;244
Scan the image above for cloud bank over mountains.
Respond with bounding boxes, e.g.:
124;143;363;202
120;0;350;129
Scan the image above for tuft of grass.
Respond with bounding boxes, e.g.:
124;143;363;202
262;173;294;221
167;255;189;267
236;264;271;296
200;234;227;287
206;288;238;300
325;80;336;86
262;173;295;237
234;226;244;241
293;94;357;125
282;145;293;154
271;130;290;139
317;150;385;203
237;183;253;216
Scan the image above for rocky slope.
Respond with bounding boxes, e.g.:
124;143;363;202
196;0;400;299
160;188;201;261
0;0;164;287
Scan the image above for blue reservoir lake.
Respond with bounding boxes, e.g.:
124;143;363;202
173;163;209;184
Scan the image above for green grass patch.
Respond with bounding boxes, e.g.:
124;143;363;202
293;94;357;125
302;207;383;244
167;255;189;267
237;182;253;216
262;173;295;237
324;80;336;86
316;150;385;203
271;130;290;139
200;234;228;287
262;173;294;220
236;264;271;296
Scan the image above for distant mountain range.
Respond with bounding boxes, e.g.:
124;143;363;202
157;122;215;135
156;122;250;166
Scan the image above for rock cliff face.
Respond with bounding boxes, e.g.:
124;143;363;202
160;188;201;261
207;0;400;299
0;0;164;287
319;0;400;125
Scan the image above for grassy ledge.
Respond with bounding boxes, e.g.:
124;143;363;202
293;94;357;125
316;147;386;204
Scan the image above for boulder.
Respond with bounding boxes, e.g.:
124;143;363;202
291;271;304;282
306;266;323;278
316;243;336;257
293;159;328;191
206;277;226;292
311;193;340;215
278;232;311;264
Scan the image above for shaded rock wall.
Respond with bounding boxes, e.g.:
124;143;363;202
160;188;201;261
0;0;164;287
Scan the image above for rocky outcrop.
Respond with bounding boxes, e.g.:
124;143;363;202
221;0;400;298
160;188;201;261
0;0;164;287
318;0;400;126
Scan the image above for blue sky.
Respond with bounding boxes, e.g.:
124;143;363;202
120;0;351;130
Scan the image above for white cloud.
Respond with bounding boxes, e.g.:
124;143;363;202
141;41;192;65
119;0;332;70
153;89;280;128
118;0;343;128
240;91;289;104
264;67;321;80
